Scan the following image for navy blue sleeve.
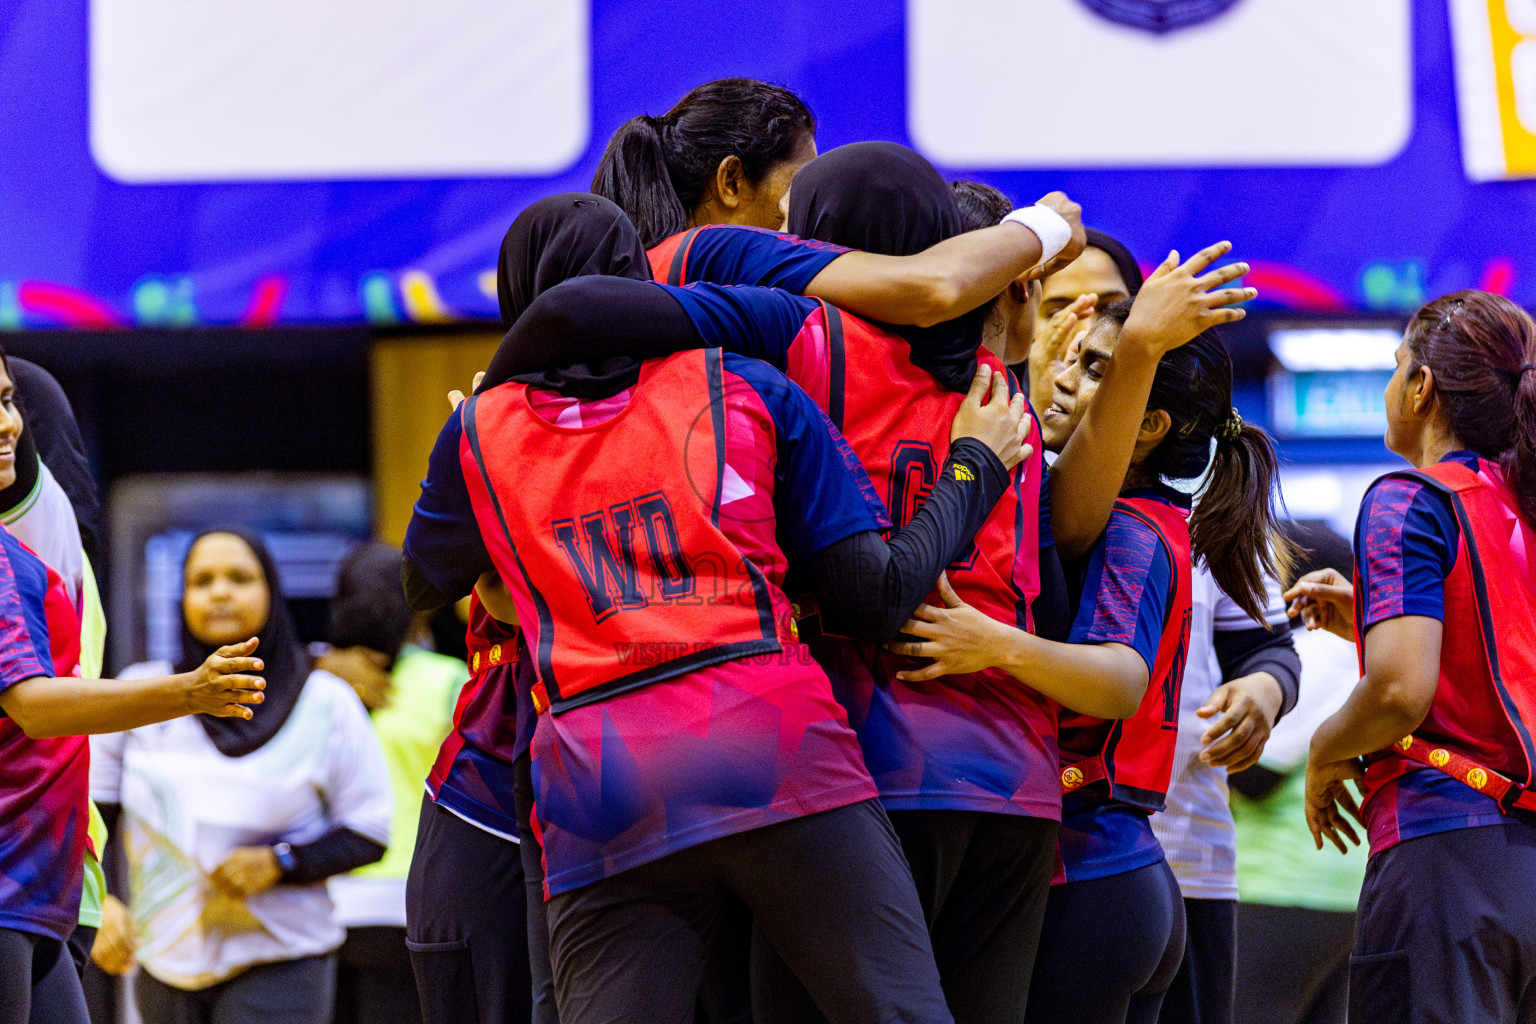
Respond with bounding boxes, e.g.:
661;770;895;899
721;354;889;561
1037;453;1054;551
663;283;821;369
682;225;849;292
1068;508;1175;676
402;412;492;605
1355;474;1459;629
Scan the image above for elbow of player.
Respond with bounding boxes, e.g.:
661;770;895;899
1101;683;1147;721
1096;656;1150;720
0;685;62;738
1374;677;1434;734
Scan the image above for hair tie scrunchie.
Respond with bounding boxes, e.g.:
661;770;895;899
1218;408;1244;443
1524;363;1536;376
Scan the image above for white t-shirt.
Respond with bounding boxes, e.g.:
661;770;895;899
1;460;84;609
91;665;392;990
1151;568;1289;901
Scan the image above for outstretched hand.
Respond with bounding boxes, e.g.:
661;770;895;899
1284;569;1356;642
186;638;265;719
1120;242;1254;359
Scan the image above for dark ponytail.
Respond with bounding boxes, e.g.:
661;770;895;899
1406;290;1536;528
590;78;816;248
1099;301;1289;622
590;116;689;253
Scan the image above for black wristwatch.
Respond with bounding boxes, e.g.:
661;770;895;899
272;841;298;878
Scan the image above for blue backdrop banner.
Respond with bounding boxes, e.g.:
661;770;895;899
3;0;1535;330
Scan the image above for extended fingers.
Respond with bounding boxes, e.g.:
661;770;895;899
1203;287;1258;310
895;661;950;683
222;677;267;701
936;572;964;608
963;364;990;406
1194;261;1250;291
989;368;1009;406
213;656;264;674
1181;240;1233;276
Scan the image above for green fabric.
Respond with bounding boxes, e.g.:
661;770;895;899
78;801;107;928
1233;767;1367;913
351;646;465;881
78;554;109;926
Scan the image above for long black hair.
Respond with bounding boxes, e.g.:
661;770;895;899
176;527;308;758
591;78;816;248
1406;290;1536;527
1098;301;1288;622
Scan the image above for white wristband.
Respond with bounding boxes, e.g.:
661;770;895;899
1002;205;1072;266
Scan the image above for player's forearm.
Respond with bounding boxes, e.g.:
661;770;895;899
1049;343;1161;561
0;673;193;738
995;633;1150;719
808;224;1042;328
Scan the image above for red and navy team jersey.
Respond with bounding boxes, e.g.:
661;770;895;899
648;225;848;291
657;244;1060;821
445;352;885;895
1354;450;1534;853
0;525;86;941
1055;489;1187;884
425;596;529;841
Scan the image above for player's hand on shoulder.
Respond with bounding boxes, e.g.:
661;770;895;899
951;365;1032;469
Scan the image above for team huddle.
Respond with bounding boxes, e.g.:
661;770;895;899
398;79;1536;1024
2;75;1535;1024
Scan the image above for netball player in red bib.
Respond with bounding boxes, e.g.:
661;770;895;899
888;304;1288;1024
1287;290;1536;1024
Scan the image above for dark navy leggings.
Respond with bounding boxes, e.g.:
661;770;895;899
545;799;953;1024
0;928;90;1024
1025;859;1186;1024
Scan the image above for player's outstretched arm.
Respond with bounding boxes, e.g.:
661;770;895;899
804;192;1085;328
0;639;264;738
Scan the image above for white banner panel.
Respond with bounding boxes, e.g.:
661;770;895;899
908;0;1412;168
1448;0;1536;180
90;0;588;182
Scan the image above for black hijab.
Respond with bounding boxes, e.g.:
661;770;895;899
786;141;981;392
488;193;653;398
174;528;309;758
1084;228;1145;295
496;193;652;327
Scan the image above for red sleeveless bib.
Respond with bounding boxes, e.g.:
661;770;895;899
1357;459;1536;812
459;351;787;715
1059;496;1194;812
